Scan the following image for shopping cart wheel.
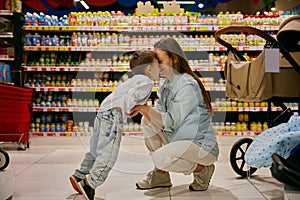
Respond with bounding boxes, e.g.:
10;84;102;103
0;149;10;170
230;138;257;177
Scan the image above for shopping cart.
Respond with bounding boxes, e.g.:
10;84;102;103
214;16;300;178
0;83;34;151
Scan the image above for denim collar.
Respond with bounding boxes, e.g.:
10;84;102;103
163;73;182;90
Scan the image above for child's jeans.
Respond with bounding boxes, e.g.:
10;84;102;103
74;108;123;189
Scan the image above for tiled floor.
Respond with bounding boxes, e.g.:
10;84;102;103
0;136;298;200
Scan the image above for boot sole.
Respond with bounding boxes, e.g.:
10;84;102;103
69;176;82;194
77;181;89;200
136;183;172;190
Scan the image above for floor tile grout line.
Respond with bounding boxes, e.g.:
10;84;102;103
246;177;269;200
13;147;60;176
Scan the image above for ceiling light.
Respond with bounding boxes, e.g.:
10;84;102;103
73;0;89;9
198;3;204;8
80;0;89;9
157;1;195;4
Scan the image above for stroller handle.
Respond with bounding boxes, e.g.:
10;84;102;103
214;26;277;48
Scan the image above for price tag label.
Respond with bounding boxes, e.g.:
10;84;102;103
265;48;280;72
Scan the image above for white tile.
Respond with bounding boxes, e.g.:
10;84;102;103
112;148;154;174
171;196;266;200
37;148;86;164
7;136;286;199
15;164;79;178
264;196;284;200
14;195;81;200
14;176;74;197
95;175;170;199
246;168;284;197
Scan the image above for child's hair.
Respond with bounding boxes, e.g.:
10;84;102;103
154;37;212;115
129;51;157;75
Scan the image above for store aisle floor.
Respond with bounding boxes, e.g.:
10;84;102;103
1;136;296;200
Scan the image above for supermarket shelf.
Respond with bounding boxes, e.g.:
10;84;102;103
30;87;113;92
24;66;130;72
33;106;297;113
0;57;14;61
205;86;226;91
29;86;159;92
193;66;223;71
29;86;220;92
215;131;261;136
32;107;99;112
31;131;143;137
23;45;264;52
31;131;92;137
23;25;279;32
211;106;293;112
23;46;152;52
23;65;222;72
0;10;13;16
0;33;13;38
30;131;262;137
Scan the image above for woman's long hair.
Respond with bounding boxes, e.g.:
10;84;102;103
154;37;212;115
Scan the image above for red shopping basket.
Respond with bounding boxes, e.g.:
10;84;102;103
0;84;34;149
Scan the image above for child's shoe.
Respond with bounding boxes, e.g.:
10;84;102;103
77;178;95;200
69;175;82;193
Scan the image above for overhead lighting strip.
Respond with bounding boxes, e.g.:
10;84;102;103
157;1;195;5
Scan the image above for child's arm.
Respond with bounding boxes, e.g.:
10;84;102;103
130;105;163;128
124;77;154;114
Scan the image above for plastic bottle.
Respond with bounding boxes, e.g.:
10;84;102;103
231;12;237;25
246;33;253;46
208;53;214;66
212;14;218;25
105;32;111;45
236;11;243;25
213;53;220;66
217;11;224;25
239;32;246;46
224;11;231;25
111;33;118;46
124;34;131;46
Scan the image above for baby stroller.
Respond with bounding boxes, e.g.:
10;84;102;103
214;15;300;186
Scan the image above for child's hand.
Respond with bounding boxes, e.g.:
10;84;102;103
129;105;142;118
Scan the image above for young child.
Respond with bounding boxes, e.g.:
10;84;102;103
69;51;160;200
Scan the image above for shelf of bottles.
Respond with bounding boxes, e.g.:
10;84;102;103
0;10;13;15
24;10;297;137
23;10;295;53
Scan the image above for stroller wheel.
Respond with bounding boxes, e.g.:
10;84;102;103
0;149;10;170
230;138;257;177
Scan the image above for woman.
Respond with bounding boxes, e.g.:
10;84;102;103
130;37;219;191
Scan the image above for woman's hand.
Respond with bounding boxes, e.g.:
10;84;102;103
129;105;142;118
130;105;163;128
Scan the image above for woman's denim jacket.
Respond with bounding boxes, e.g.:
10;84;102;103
157;73;219;157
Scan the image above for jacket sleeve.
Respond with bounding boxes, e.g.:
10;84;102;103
161;82;202;133
124;81;154;113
